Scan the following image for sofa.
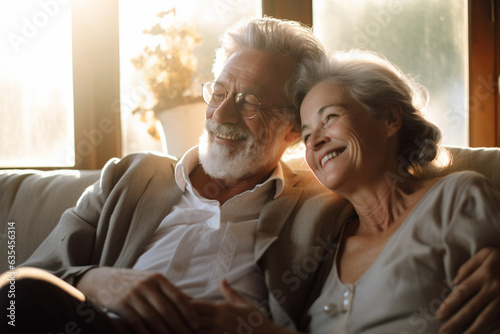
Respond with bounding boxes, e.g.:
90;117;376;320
0;169;101;273
1;146;500;274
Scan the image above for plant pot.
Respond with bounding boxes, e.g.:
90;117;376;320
157;101;206;158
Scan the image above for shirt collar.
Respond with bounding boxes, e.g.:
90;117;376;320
175;146;285;199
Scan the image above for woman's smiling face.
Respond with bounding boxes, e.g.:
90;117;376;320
300;81;394;193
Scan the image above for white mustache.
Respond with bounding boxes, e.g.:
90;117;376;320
204;119;253;140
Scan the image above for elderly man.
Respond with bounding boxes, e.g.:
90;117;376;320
1;17;498;334
2;17;343;334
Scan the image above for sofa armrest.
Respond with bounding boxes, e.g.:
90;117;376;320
0;169;101;273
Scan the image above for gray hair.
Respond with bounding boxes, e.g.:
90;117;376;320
293;49;442;172
213;17;327;132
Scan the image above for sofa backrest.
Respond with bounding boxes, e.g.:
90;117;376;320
0;169;100;273
423;146;500;188
286;146;500;189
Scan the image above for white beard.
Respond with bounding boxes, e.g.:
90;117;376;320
198;119;284;183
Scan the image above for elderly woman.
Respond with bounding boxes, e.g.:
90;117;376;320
192;50;500;334
294;49;500;333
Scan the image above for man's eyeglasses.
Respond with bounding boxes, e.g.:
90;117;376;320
201;81;293;119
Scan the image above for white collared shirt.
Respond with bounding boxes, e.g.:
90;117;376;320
133;147;284;307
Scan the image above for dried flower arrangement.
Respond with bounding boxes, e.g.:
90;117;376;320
131;8;202;139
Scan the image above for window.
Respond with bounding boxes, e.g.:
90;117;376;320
1;1;495;169
0;0;74;167
313;0;468;146
119;0;261;158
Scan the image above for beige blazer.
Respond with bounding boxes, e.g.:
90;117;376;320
23;152;353;329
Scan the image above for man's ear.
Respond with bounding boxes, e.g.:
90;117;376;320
385;106;402;138
285;128;302;144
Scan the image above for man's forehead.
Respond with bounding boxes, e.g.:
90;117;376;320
217;49;295;96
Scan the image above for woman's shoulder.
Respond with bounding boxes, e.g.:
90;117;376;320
424;170;500;208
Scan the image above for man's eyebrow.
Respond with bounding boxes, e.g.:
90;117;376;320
243;86;262;95
215;81;262;96
233;83;262;96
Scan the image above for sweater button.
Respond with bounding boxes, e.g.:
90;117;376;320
323;303;338;316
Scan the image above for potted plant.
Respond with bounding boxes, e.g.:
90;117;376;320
131;8;204;155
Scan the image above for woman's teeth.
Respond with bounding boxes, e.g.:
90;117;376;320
321;150;343;167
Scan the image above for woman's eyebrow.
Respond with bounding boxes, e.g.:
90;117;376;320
301;103;349;132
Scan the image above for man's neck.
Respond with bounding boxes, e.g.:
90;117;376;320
189;164;275;206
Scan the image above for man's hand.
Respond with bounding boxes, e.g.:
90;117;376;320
76;267;199;334
437;248;500;334
192;279;298;334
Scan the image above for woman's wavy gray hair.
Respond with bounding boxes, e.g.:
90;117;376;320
293;49;442;173
213;16;327;133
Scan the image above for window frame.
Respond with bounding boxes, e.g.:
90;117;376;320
71;0;121;170
468;0;499;146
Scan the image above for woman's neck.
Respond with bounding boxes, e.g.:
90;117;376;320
343;174;430;235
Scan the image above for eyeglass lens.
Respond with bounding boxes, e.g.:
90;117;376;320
202;82;261;117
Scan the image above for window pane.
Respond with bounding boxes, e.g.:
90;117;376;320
0;0;74;167
313;0;468;146
119;0;261;158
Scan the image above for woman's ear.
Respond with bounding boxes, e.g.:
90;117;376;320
385;106;402;138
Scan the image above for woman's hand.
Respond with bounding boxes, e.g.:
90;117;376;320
437;248;500;334
192;279;298;334
76;267;199;334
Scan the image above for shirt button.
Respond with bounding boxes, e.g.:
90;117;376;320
344;290;350;297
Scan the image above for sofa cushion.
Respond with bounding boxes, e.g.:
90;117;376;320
0;169;100;273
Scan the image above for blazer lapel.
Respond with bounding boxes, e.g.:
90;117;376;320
115;163;183;267
254;164;303;263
